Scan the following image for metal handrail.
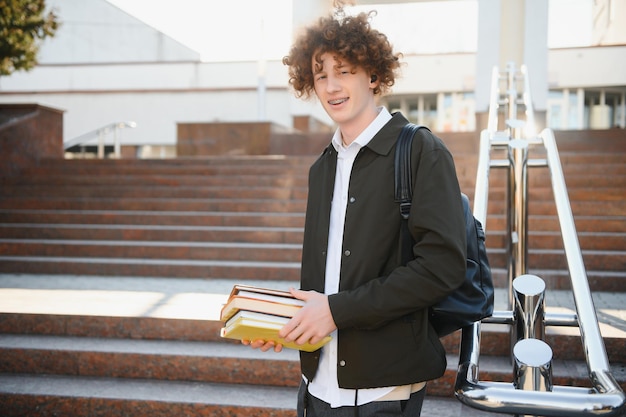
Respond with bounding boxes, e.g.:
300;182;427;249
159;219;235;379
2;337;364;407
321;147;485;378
64;121;136;158
454;64;626;416
486;66;500;134
520;65;536;138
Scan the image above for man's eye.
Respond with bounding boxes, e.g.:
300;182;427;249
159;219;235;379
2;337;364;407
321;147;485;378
316;75;326;81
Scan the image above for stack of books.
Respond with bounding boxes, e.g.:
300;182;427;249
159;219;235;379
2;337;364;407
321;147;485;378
219;284;331;352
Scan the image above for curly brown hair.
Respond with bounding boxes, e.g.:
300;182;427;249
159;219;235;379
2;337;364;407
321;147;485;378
282;9;402;98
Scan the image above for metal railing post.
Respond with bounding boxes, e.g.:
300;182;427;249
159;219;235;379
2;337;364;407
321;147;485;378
513;274;546;342
513;274;553;417
114;125;121;158
97;129;104;159
513;338;554;417
507;61;518;122
507;139;529;307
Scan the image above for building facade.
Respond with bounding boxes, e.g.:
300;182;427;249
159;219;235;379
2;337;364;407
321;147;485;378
0;0;624;156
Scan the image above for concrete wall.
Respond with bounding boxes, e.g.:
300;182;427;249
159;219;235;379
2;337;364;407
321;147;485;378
548;45;626;89
38;0;200;64
177;122;284;156
1;46;624;148
0;104;64;176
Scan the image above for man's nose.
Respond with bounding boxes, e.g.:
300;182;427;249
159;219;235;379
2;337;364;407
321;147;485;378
326;75;341;92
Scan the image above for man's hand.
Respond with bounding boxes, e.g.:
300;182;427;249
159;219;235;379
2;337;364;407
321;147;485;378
242;338;283;353
279;288;337;346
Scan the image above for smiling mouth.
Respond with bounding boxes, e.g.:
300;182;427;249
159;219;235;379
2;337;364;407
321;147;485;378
328;98;348;105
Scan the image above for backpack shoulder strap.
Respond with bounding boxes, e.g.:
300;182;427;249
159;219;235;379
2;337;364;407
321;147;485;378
394;123;428;220
394;123;428;265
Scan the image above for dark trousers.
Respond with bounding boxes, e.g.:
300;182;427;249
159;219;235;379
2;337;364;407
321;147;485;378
297;381;426;417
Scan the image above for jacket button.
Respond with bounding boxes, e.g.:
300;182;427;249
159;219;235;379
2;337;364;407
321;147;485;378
339;360;346;367
343;250;351;257
349;197;356;203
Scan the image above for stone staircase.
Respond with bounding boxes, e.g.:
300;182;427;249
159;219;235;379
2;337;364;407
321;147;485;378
0;157;310;281
0;130;625;416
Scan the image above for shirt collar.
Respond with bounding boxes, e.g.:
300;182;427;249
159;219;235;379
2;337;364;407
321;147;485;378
331;107;392;153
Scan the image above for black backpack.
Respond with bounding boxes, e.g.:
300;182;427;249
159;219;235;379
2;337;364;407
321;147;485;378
394;123;494;337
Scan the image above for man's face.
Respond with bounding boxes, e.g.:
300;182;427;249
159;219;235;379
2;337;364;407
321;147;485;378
312;52;378;132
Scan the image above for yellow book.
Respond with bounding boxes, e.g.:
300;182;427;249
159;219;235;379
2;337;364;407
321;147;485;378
220;310;331;352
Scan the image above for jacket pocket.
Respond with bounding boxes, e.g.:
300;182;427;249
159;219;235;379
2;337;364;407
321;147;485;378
336;310;447;389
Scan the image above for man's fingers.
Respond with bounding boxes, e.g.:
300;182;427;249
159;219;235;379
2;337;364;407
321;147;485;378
295;329;327;346
289;287;310;301
280;321;300;341
242;338;283;352
279;313;303;339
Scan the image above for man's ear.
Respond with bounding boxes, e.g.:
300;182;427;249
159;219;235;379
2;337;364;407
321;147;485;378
370;74;378;83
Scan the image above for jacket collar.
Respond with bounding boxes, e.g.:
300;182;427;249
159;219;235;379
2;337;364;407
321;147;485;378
321;112;410;157
365;112;410;156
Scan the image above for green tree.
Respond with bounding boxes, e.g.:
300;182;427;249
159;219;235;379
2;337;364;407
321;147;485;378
0;0;59;76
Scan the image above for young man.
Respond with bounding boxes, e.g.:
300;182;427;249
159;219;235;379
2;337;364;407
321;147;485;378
245;9;467;417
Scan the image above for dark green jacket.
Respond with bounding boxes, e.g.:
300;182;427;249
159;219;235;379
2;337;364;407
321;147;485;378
299;113;467;389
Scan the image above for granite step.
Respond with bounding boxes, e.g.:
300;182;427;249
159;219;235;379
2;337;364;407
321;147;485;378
0;257;301;281
557;153;626;164
0;209;307;227
0;196;309;213
0;374;299;417
0;185;309;200
2;224;623;250
483;214;626;234
0;374;513;417
1;312;624;365
2;197;624;217
0;333;294;379
462;186;624;202
6;169;624;190
1;334;623;394
0;259;623;292
0;240;304;263
0;335;302;388
2;173;310;187
0;223;305;244
486;230;626;251
0;258;623;291
35;152;626;167
2;211;623;233
2;184;622;205
445;131;626;153
486;247;626;271
40;155;317;166
490;268;626;292
13;162;312;179
0;239;623;272
7;156;625;183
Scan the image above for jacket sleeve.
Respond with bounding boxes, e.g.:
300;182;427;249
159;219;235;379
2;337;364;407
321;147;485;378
328;129;467;330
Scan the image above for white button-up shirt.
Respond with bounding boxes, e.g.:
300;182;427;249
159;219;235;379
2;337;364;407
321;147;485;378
307;107;417;407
